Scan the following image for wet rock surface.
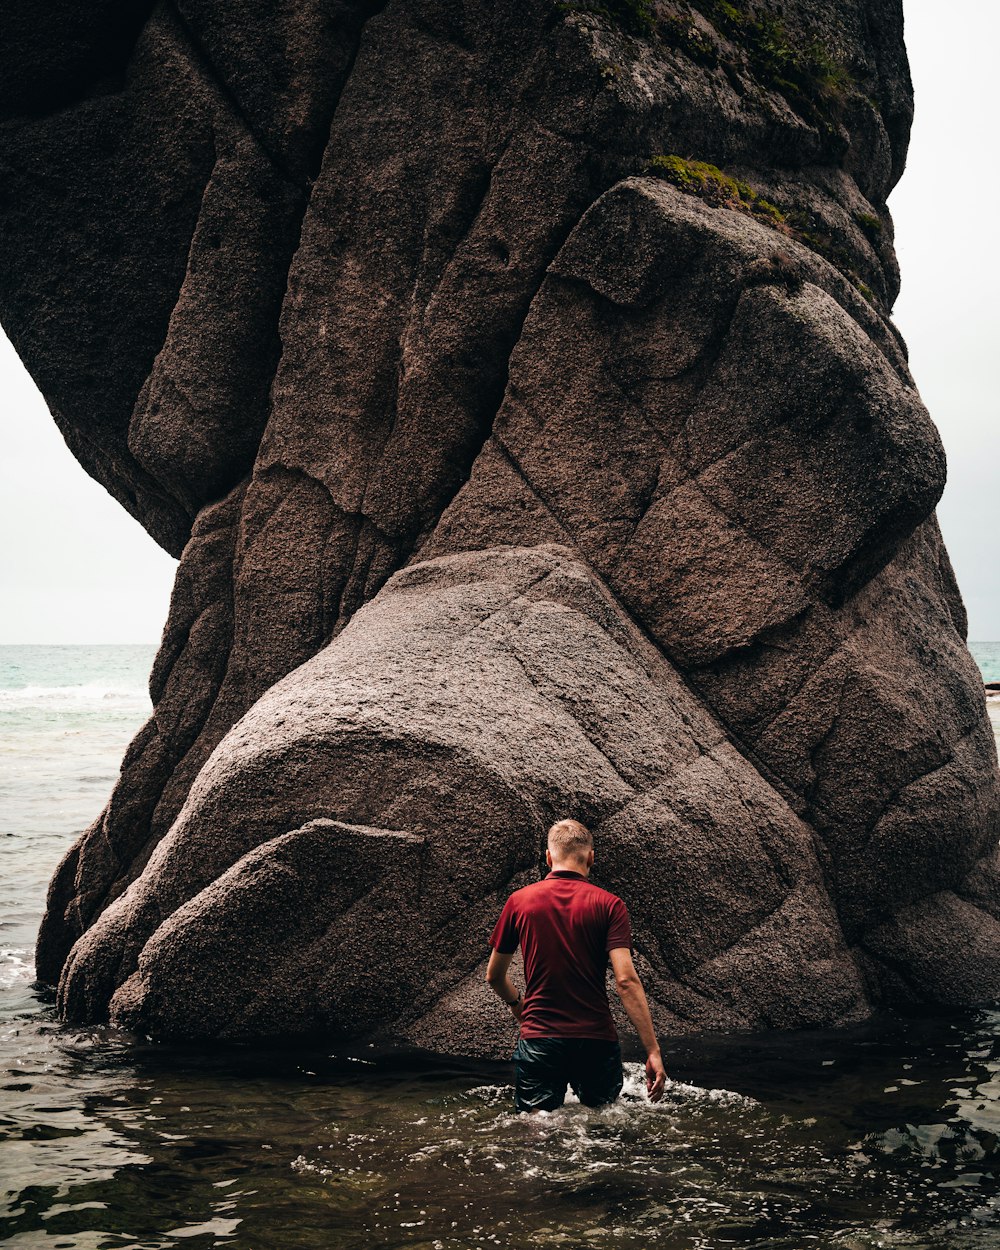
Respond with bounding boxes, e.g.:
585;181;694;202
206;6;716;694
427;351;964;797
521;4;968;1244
2;0;997;1049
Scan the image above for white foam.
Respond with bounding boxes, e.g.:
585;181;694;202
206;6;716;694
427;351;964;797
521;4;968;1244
0;947;35;990
465;1083;517;1106
0;683;150;711
465;1063;758;1118
597;1062;762;1113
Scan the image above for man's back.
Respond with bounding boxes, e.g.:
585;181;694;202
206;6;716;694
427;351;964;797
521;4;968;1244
485;818;666;1111
490;870;631;1040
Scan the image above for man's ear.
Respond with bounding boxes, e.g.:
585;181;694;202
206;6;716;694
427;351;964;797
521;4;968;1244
545;848;552;867
587;849;595;867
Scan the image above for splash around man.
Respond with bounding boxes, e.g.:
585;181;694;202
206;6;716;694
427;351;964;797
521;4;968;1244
486;819;667;1112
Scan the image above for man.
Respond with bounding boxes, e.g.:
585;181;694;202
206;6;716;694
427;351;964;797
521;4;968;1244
485;818;667;1112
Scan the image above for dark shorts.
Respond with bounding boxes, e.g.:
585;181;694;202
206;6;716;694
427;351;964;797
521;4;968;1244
512;1037;624;1112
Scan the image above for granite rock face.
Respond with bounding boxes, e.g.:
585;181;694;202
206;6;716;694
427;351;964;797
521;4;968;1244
2;0;997;1051
58;545;872;1047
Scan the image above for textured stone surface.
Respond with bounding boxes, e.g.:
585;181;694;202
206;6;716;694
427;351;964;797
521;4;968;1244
2;0;996;1051
58;545;871;1043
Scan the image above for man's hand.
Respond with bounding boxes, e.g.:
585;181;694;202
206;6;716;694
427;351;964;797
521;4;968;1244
510;995;524;1023
645;1049;667;1102
609;947;667;1101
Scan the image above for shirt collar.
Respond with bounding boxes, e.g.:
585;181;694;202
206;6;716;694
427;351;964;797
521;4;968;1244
546;870;587;880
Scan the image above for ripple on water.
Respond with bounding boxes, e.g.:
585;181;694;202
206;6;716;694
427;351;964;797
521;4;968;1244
3;642;1000;1248
2;1009;1000;1248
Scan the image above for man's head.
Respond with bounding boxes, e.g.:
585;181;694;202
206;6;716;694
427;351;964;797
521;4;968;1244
546;818;594;874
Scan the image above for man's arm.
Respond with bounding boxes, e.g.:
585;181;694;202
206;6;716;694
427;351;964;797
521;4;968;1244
609;946;666;1102
485;949;523;1022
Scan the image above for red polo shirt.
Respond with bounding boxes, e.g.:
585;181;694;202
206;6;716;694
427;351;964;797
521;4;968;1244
489;870;633;1040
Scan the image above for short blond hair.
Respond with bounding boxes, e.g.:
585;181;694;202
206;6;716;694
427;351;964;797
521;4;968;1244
547;818;593;862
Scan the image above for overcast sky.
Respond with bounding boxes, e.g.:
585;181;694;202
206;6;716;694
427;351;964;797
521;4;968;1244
0;0;997;645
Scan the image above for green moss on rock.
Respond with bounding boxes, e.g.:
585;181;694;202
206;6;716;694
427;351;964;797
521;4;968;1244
646;155;786;230
647;155;881;304
854;211;883;246
692;0;855;130
558;0;855;136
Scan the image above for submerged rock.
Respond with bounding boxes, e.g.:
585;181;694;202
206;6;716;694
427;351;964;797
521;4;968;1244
1;0;997;1050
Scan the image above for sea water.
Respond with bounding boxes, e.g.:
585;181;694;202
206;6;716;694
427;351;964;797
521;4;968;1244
2;644;1000;1249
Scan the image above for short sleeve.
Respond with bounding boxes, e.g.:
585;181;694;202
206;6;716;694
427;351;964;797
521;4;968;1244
605;896;633;953
489;895;520;954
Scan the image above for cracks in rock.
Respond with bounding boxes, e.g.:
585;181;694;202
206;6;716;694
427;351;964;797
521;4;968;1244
248;462;409;651
77;0;526;976
493;436;579;544
492;432;826;878
331;520;396;640
257;462;397;552
568;275;839;614
149;591;203;708
330;193;609;629
91;57;772;1006
168;502;244;699
803;670;851;810
734;600;986;864
396;245;584;565
125;0;389;544
690;891;795;977
721;537;950;752
847;884;1000;1006
604;732;802;917
503;637;641;803
851;938;928;1005
93;817;125;882
732;632;835;741
457;569;554;640
130;363;220;516
600;291;909;610
253;461;399;643
601;278;745;402
418;154;495;286
508;329;812;661
165;0;306;193
595;352;693;468
328;518;367;641
313;1;393;186
690;604;821;719
861;720;982;846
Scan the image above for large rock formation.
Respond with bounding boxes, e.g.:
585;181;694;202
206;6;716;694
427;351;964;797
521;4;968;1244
2;0;997;1052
